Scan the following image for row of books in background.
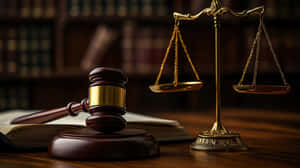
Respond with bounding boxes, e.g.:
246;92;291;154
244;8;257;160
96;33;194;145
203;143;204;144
189;0;300;19
122;21;169;75
80;23;169;75
68;0;169;17
0;24;53;76
0;0;56;18
0;85;30;110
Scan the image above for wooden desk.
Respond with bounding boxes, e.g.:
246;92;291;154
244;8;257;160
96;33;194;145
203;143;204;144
1;108;299;168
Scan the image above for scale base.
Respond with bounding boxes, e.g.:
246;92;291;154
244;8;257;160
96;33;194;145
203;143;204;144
191;132;248;151
191;122;248;151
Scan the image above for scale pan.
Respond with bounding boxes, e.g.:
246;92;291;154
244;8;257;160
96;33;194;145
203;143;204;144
233;84;291;95
149;81;203;93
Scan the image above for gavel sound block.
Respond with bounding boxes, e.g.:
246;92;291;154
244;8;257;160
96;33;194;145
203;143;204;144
11;67;159;160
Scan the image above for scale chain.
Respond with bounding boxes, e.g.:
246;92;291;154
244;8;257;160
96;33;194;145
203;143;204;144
154;23;177;85
252;17;263;86
261;21;288;86
238;20;262;86
174;27;179;86
154;19;200;86
177;28;200;81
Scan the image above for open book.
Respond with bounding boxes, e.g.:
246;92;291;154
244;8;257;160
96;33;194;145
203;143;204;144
0;110;193;150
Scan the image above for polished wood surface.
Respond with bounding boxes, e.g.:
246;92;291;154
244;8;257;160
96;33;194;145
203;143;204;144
49;128;159;160
1;108;300;168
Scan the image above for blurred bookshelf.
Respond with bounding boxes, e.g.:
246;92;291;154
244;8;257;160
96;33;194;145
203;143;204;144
0;0;300;111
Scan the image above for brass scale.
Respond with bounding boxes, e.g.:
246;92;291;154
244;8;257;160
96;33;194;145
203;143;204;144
149;0;291;151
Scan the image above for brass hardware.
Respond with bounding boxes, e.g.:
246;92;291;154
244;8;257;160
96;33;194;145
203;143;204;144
233;85;291;95
149;81;203;93
89;85;126;108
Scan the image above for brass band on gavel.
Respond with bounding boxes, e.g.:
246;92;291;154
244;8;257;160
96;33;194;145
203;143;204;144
89;85;126;108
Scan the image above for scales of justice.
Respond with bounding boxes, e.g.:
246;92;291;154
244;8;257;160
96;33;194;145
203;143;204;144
149;0;291;151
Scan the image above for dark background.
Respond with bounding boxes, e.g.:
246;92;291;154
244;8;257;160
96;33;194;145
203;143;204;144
0;0;299;113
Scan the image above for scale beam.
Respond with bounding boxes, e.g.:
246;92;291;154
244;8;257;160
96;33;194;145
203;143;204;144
173;5;264;20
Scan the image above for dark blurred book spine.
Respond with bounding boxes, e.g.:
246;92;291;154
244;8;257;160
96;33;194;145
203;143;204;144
18;24;53;77
222;28;239;73
69;0;80;17
277;0;289;19
106;0;116;16
0;1;7;17
281;30;294;72
30;26;40;76
0;84;30;110
117;0;128;17
40;25;52;74
19;85;30;109
265;0;276;18
128;0;139;16
6;28;17;74
93;0;105;16
0;87;7;110
122;24;171;75
0;29;5;73
19;26;30;76
82;0;92;16
156;0;168;16
141;0;152;16
7;0;18;17
264;0;295;19
8;87;18;109
293;32;300;72
44;0;56;18
0;0;56;19
135;27;152;74
33;0;43;18
68;0;169;17
151;27;168;74
21;0;32;18
294;0;300;18
122;21;136;74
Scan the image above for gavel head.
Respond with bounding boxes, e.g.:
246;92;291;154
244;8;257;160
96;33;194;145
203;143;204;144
86;67;128;133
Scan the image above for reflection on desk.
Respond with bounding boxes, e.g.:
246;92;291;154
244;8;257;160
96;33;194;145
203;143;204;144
0;108;299;168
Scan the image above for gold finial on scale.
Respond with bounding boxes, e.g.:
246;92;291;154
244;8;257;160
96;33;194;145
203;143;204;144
149;0;290;151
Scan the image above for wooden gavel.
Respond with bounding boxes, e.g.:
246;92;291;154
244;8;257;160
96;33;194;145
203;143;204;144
11;67;128;133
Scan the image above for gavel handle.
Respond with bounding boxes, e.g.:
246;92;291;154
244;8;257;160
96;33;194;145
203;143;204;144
11;98;89;124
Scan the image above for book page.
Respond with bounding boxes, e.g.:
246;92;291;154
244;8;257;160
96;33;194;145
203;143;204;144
0;110;180;128
0;110;40;125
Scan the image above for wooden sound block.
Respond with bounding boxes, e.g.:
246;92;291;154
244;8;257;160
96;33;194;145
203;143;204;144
49;128;159;160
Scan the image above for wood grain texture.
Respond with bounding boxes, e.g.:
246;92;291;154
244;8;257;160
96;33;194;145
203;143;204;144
1;108;300;168
49;128;159;160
